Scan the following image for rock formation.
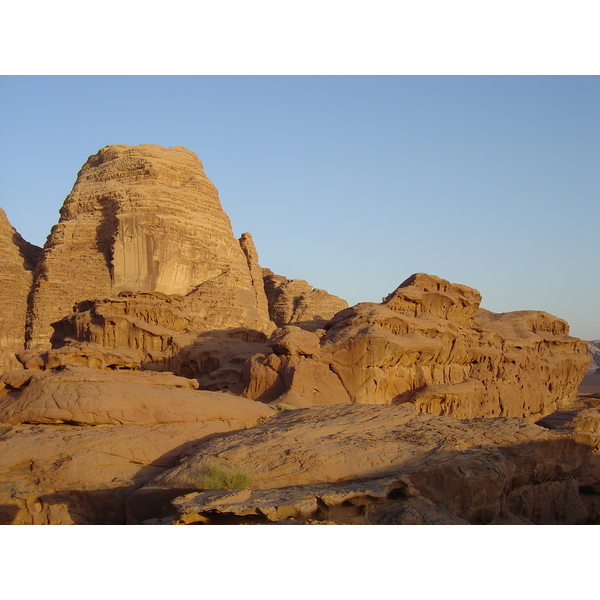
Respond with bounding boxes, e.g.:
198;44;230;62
579;340;600;395
0;364;273;524
0;144;594;525
131;404;598;525
26;144;273;350
242;273;589;420
0;209;41;372
262;268;348;331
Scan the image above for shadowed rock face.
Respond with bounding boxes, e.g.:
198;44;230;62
26;144;273;349
141;404;596;525
0;364;274;524
243;273;590;420
0;209;41;372
262;268;348;331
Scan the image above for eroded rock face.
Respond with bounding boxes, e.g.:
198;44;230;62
26;144;273;349
0;365;274;524
0;210;41;373
143;404;596;525
243;273;589;420
262;268;348;331
0;364;274;426
45;292;273;391
580;340;600;394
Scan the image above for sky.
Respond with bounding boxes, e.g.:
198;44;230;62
0;75;599;339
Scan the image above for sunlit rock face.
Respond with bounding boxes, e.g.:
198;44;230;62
243;273;590;421
26;144;273;349
0;209;41;371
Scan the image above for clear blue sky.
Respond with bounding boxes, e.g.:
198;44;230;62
1;76;598;340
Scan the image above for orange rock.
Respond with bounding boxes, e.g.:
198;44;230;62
147;404;595;524
243;273;589;420
0;364;274;426
26;145;274;349
0;209;41;372
262;268;348;331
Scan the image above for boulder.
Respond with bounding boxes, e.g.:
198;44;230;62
0;364;274;426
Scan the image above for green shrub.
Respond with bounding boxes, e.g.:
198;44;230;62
199;463;251;490
273;402;296;412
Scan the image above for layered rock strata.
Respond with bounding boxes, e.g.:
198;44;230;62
138;404;597;525
262;268;348;331
0;209;41;372
243;273;589;420
0;365;274;524
44;292;272;391
26;144;273;350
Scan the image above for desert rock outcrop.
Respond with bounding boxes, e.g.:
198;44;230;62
243;273;589;420
0;365;273;524
262;268;348;331
0;209;41;372
0;144;593;526
44;292;273;391
141;404;596;525
26;144;273;350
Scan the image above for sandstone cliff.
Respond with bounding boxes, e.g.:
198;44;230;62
242;273;589;421
26;144;273;350
0;209;41;372
262;268;348;331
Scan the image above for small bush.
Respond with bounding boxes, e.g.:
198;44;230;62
200;463;251;490
273;402;296;412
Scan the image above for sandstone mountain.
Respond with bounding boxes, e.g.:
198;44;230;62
0;143;597;525
25;145;274;349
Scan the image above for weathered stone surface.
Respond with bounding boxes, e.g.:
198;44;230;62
17;342;143;372
262;268;348;331
0;209;41;373
26;144;273;350
46;291;273;390
147;404;595;524
0;364;274;426
0;364;274;524
0;422;238;524
167;477;468;525
239;233;272;331
382;272;482;327
243;273;589;420
537;395;600;522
